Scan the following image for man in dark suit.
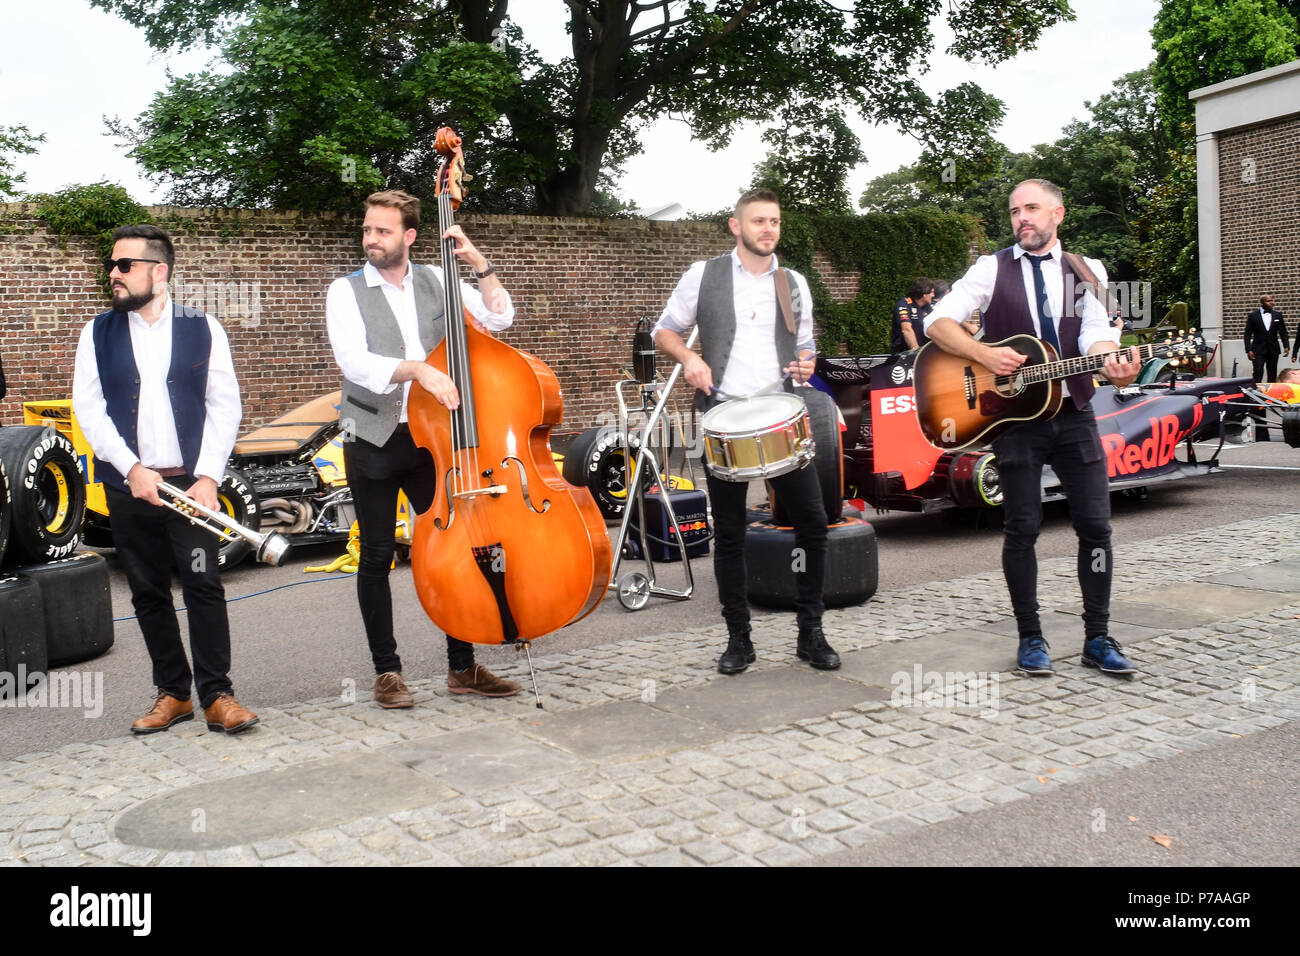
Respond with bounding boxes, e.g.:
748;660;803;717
1245;294;1289;383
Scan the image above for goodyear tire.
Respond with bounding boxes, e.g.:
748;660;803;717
215;466;260;569
0;458;11;568
0;572;48;697
770;389;844;527
18;552;114;667
744;516;878;610
0;426;85;567
561;426;644;520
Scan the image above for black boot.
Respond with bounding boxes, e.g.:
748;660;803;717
717;631;756;675
797;625;841;670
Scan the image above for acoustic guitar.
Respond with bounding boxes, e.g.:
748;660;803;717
913;332;1209;451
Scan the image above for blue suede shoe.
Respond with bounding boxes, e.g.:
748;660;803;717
1082;635;1136;675
1017;635;1052;675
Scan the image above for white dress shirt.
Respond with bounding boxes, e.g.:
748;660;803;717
326;260;514;420
72;295;242;484
923;241;1118;357
654;250;816;399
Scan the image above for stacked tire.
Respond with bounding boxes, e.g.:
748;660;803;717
0;426;113;669
744;515;878;610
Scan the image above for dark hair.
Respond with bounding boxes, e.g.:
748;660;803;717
111;224;174;273
932;279;951;298
366;189;421;232
908;277;935;301
734;187;781;217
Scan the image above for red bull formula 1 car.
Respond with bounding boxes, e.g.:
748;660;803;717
813;350;1293;515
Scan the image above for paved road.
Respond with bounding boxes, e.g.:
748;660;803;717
5;438;1294;759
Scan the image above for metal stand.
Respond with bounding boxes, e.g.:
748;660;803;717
608;328;701;610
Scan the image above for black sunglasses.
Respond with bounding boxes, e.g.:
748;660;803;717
103;257;163;275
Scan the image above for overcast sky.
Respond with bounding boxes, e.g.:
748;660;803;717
1;0;1162;214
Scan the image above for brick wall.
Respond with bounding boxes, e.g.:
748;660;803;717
1217;115;1300;346
1;206;875;434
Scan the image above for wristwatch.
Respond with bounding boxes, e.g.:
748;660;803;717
474;259;496;279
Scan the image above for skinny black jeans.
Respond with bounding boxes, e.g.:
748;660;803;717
343;426;476;674
991;403;1113;640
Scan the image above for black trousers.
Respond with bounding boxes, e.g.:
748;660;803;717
343;426;475;674
107;480;232;708
1251;351;1279;385
991;403;1112;640
706;462;827;635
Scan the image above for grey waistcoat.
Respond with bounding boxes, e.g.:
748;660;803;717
340;264;446;446
695;254;800;409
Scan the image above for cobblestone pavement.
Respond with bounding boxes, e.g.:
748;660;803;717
2;513;1298;867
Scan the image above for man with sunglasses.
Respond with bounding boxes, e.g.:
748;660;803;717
73;224;257;735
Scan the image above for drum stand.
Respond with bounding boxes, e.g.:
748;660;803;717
608;328;700;610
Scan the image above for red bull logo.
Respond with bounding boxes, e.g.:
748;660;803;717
1101;408;1199;477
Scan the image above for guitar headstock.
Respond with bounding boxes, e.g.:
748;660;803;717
1152;329;1213;371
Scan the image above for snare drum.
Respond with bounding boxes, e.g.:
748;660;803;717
700;393;815;482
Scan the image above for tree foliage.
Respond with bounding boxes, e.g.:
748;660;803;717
1151;0;1299;134
0;125;45;199
1136;124;1199;319
859;68;1168;281
95;0;1076;214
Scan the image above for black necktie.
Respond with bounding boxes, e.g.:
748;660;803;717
1026;253;1062;354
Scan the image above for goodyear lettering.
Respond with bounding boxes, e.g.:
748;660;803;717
879;394;916;415
1102;414;1184;477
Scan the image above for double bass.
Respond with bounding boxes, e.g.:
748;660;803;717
406;127;611;644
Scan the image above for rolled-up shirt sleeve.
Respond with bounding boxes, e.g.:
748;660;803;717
72;321;140;484
654;261;706;336
793;269;816;357
326;276;403;394
435;266;514;332
195;316;242;483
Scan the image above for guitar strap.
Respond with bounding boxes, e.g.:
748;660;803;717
1061;251;1117;318
775;268;797;336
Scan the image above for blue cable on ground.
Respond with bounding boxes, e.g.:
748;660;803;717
111;573;354;623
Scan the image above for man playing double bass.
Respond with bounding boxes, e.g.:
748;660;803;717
326;189;521;707
655;188;837;675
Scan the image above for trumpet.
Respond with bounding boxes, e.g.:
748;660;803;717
158;481;292;566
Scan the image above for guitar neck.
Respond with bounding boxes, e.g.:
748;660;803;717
1020;342;1156;384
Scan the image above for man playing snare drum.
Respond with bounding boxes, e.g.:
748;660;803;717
654;188;836;674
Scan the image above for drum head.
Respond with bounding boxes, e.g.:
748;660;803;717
701;393;803;431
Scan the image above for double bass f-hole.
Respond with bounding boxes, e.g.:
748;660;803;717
500;456;551;514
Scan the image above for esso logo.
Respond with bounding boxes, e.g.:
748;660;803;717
879;394;915;415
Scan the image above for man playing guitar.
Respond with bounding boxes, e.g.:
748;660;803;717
923;179;1142;678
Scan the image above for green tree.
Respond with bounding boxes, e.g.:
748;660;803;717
0;125;45;199
96;0;1076;215
1136;124;1199;319
1151;0;1299;134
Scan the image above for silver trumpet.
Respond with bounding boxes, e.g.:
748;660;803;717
157;481;292;566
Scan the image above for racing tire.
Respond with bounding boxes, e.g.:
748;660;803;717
0;572;48;697
0;426;85;567
1283;408;1300;449
18;552;114;667
215;466;261;569
0;458;11;568
744;516;878;610
561;426;645;520
770;388;844;526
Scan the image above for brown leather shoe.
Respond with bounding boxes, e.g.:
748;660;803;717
373;671;414;709
203;693;260;734
131;691;194;735
447;663;522;698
